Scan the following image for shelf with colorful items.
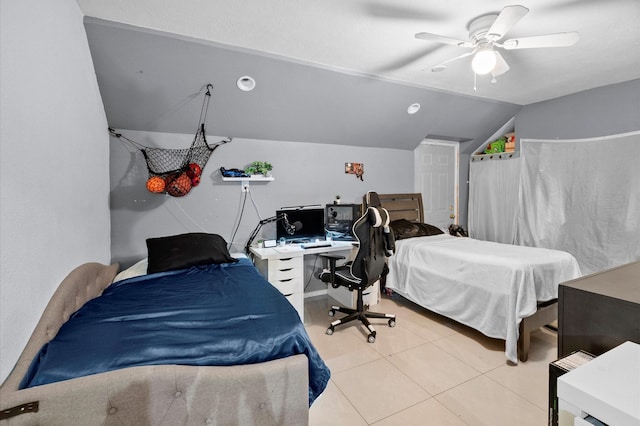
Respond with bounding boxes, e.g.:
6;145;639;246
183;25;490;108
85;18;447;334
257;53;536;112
472;132;517;162
221;161;274;190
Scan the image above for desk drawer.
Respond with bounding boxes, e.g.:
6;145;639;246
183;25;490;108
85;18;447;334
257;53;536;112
271;278;301;296
268;257;303;280
271;267;301;282
270;256;303;270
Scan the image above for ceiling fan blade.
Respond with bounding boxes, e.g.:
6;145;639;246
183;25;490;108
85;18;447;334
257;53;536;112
375;46;443;73
487;5;529;41
429;50;476;72
415;32;472;47
502;32;579;49
491;51;510;76
367;3;448;20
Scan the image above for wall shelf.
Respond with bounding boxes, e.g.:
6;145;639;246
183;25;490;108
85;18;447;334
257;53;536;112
222;176;274;192
222;176;274;182
471;152;519;162
472;116;517;161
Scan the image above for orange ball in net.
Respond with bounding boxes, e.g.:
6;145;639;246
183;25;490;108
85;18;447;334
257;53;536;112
146;176;166;193
166;172;192;197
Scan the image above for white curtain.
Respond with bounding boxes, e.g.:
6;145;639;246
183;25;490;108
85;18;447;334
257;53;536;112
517;132;640;275
468;157;520;243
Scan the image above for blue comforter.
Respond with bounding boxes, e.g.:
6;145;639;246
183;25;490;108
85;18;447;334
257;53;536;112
20;258;330;404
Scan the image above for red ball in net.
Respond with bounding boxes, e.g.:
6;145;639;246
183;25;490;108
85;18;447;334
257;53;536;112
186;163;202;179
191;175;201;187
166;173;192;197
146;176;166;193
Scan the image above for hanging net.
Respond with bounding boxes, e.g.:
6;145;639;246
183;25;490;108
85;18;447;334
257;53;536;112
109;84;232;197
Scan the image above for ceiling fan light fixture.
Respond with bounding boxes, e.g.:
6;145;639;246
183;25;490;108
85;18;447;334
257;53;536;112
471;49;497;75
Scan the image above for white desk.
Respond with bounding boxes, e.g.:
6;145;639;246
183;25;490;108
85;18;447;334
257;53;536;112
557;341;640;426
250;241;355;319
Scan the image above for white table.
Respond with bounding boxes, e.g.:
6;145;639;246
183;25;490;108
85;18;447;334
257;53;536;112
557;341;640;426
250;241;355;319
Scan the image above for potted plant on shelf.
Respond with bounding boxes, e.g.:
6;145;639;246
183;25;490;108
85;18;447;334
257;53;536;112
244;161;273;177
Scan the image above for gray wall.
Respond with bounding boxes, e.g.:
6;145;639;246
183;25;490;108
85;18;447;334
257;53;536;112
0;0;111;382
112;79;640;292
459;79;640;231
515;79;640;140
109;130;414;291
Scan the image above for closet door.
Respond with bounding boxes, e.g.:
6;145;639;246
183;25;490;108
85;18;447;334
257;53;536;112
414;140;458;230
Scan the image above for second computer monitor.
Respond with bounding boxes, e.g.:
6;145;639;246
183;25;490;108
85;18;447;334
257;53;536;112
325;204;362;241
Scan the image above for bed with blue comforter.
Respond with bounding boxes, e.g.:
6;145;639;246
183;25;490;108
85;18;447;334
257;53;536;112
19;257;330;405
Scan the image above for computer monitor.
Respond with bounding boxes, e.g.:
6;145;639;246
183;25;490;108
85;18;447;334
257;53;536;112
276;208;326;242
325;204;362;241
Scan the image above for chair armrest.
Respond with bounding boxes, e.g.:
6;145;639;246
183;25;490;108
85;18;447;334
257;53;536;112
319;253;346;261
319;254;346;288
319;253;346;271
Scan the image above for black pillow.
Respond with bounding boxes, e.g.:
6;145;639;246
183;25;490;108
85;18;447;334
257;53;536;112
389;219;419;240
146;233;238;274
417;222;444;237
390;219;444;240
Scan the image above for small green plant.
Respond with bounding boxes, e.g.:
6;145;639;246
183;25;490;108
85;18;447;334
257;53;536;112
245;161;273;176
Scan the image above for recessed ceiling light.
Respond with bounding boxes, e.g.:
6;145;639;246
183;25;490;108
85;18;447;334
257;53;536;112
407;103;421;115
237;76;256;92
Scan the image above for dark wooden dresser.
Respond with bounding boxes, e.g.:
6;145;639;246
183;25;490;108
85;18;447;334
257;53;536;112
558;260;640;358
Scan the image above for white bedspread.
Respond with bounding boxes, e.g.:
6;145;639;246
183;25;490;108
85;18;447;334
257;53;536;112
385;234;581;363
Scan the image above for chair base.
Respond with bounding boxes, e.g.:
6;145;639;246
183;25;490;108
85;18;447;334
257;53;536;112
327;305;396;343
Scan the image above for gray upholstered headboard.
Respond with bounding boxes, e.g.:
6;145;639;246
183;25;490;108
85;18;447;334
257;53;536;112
1;263;119;393
0;263;310;425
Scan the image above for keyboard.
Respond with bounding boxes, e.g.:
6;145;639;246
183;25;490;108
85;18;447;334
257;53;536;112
301;242;332;249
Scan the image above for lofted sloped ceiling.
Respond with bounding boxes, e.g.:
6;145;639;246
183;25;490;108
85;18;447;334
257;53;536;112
78;0;640;152
84;18;520;152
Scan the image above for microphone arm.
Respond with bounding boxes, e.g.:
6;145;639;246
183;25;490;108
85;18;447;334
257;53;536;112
244;213;290;254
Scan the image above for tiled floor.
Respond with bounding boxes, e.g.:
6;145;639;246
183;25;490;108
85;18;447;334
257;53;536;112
305;294;557;426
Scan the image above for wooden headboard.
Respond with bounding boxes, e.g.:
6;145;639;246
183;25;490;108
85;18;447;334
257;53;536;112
375;193;424;223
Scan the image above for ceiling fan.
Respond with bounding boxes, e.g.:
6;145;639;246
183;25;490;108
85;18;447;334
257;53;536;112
415;5;579;79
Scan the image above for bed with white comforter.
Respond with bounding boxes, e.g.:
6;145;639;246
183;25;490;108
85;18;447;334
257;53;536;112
385;233;581;363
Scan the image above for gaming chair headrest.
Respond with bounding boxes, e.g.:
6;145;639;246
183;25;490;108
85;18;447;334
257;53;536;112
366;205;389;229
365;191;381;207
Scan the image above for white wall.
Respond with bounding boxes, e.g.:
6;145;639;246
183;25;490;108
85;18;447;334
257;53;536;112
0;0;111;382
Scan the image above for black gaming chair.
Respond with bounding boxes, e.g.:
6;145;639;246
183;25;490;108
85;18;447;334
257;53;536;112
320;192;396;343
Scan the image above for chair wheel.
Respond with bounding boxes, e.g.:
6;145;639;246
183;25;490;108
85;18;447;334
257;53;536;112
388;319;396;328
367;334;376;343
326;327;334;336
328;309;335;317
